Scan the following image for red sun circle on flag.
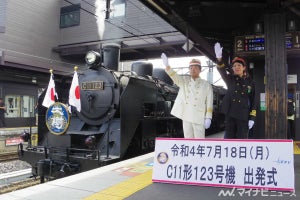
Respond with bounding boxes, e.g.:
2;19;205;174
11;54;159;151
75;86;80;99
50;88;55;101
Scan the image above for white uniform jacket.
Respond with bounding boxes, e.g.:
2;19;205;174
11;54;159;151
166;68;213;125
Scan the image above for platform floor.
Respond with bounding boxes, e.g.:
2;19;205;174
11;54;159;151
1;132;299;200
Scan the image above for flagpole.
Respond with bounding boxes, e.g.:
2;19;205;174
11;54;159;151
50;69;59;101
69;66;81;112
49;69;53;99
42;69;57;108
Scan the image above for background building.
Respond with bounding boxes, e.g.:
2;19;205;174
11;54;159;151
0;0;189;127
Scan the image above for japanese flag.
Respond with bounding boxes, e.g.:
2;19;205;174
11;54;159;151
42;73;57;108
69;70;81;112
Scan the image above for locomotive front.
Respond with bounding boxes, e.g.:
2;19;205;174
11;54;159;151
78;51;120;126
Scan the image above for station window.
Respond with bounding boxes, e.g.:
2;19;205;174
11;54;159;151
60;4;80;28
5;95;35;118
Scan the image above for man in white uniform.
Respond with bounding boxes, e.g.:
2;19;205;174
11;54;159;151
161;53;213;138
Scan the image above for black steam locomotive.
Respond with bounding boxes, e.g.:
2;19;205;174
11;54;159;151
18;46;184;182
18;46;225;182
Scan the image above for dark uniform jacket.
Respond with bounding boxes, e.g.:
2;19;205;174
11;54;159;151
217;62;256;121
0;102;5;117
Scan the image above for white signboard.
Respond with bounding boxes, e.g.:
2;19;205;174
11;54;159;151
288;74;297;84
152;138;294;191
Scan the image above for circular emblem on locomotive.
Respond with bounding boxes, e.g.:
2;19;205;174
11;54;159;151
45;102;70;135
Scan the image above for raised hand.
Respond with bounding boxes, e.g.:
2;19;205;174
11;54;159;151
161;53;169;67
214;42;223;59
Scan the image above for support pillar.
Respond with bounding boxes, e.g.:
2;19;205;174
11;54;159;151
264;13;287;138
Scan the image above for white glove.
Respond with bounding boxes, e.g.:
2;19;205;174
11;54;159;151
204;118;212;129
214;42;223;59
248;120;254;129
161;53;169;67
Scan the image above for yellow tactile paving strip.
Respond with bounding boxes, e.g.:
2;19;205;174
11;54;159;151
82;170;153;200
294;141;300;154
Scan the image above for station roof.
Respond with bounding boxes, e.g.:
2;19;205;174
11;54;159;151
142;0;300;61
56;0;199;62
56;0;300;62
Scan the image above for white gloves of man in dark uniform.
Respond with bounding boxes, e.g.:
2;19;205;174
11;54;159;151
161;53;169;67
248;120;254;129
214;42;223;59
205;118;211;129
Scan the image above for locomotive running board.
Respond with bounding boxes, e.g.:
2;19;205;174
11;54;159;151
67;131;103;135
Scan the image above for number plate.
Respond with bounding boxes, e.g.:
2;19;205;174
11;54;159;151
81;81;104;90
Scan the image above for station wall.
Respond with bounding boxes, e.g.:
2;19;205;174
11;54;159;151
251;57;300;140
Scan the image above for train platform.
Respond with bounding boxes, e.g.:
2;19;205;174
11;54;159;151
0;127;37;154
1;132;300;200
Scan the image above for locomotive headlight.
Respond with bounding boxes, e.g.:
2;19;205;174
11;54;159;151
85;51;101;67
85;52;96;64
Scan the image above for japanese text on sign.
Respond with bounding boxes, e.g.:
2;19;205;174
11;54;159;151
152;138;294;191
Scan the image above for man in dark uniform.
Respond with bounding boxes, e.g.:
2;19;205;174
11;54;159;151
0;98;6;127
287;94;295;139
214;43;256;139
